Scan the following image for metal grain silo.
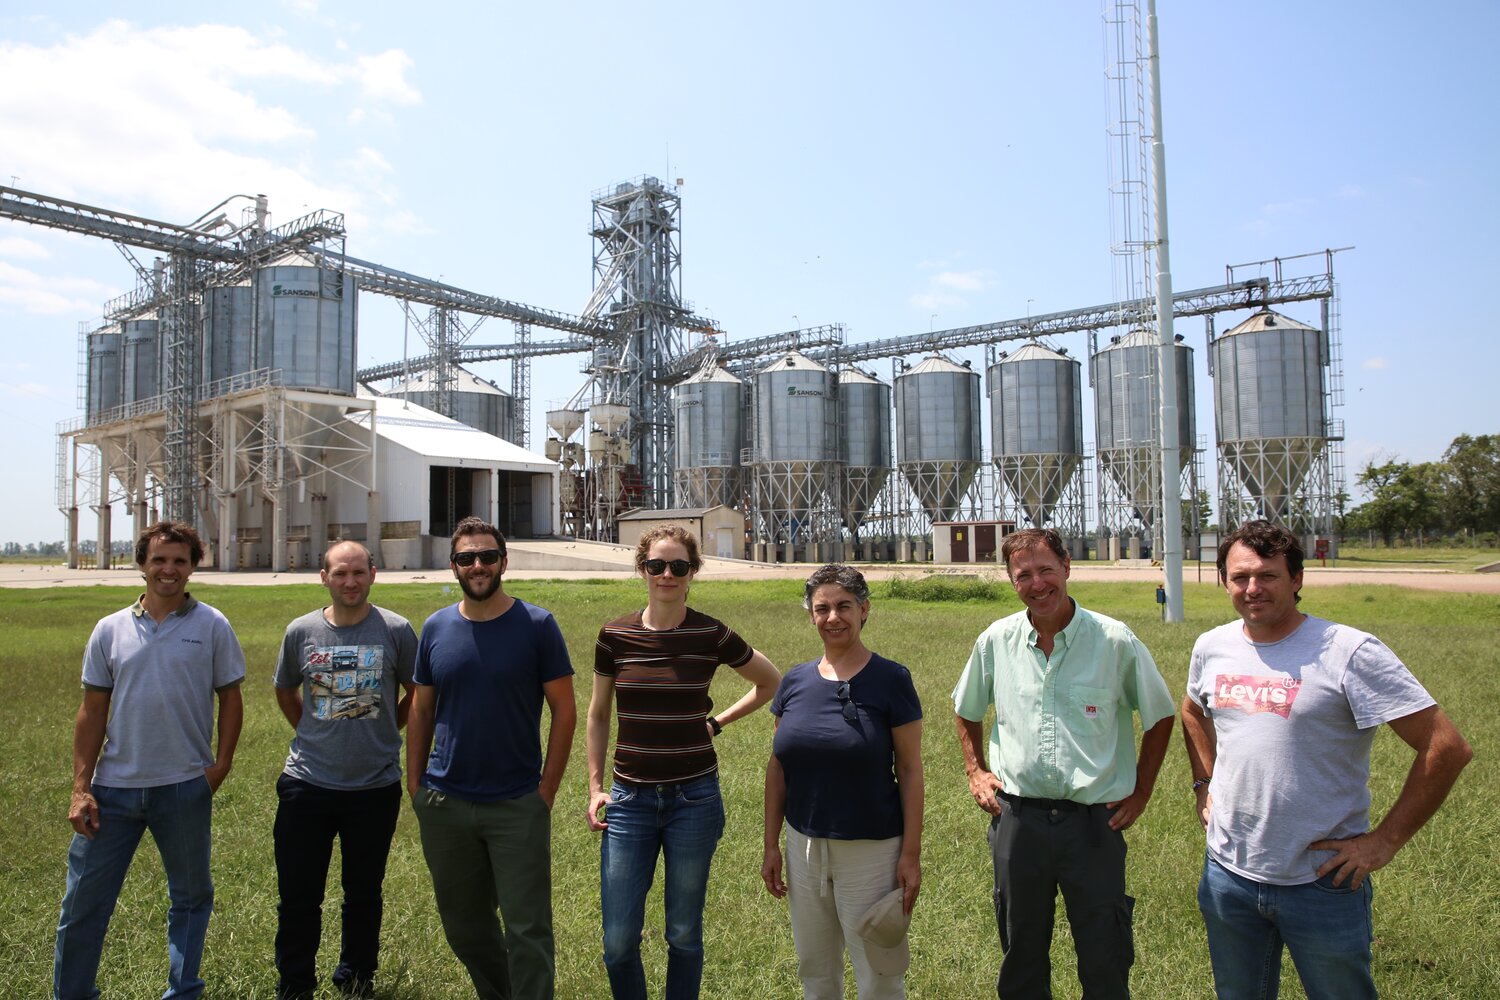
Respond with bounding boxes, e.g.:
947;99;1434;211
838;367;892;536
1091;329;1195;536
121;318;161;405
201;284;254;390
255;264;357;394
988;341;1084;531
752;351;838;545
1213;309;1328;525
673;361;744;509
86;329;123;422
388;366;518;443
895;354;982;522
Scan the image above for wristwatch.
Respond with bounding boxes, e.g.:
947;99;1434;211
1192;775;1212;791
708;716;723;737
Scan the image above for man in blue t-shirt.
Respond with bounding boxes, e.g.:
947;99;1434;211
408;516;576;1000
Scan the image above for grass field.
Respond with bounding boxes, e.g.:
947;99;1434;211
2;577;1495;999
1331;544;1500;571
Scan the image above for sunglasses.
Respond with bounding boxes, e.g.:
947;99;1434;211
452;548;503;567
836;681;858;723
643;558;693;577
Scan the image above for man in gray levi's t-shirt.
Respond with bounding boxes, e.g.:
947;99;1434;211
1181;521;1472;1000
271;540;417;1000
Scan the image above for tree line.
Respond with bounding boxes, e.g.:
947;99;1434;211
1342;433;1500;546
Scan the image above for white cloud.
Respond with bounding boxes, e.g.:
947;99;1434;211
0;381;52;398
1336;184;1366;199
0;21;419;231
933;270;988;292
0;236;49;260
910;266;990;312
0;262;115;315
356;50;421;106
1361;356;1388;370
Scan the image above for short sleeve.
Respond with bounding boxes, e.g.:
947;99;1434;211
1124;631;1175;729
80;620;113;690
886;661;923;728
536;612;574;683
594;626;617;676
414;622;436;686
768;670;791;718
951;634;993;722
719;623;753;668
1185;636;1207;708
212;616;248;690
1343;637;1435;730
272;623;302;689
393;618;418;685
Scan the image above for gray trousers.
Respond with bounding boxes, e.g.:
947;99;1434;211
987;797;1134;1000
413;788;555;1000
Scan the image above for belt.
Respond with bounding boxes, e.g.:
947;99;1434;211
999;791;1090;812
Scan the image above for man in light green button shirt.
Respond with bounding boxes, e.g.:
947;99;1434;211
952;528;1174;1000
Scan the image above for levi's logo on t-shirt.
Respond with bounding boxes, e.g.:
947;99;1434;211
1213;674;1302;719
1083;703;1099;718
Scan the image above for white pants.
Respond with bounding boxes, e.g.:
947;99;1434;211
785;825;907;1000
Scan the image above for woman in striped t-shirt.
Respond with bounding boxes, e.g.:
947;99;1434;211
585;525;780;1000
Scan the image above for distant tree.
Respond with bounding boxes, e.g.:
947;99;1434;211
1354;459;1445;545
1440;433;1500;536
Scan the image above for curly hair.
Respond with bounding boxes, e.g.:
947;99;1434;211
134;521;204;567
1218;520;1304;591
633;525;702;573
802;563;871;609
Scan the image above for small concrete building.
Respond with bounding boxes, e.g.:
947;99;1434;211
616;506;746;561
932;520;1016;565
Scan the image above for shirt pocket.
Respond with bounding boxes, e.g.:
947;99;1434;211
1069;685;1117;731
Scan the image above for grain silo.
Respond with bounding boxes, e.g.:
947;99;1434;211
201;284;254;390
838;367;892;544
387;366;519;444
1091;328;1196;558
1212;309;1332;538
85;329;123;422
255;263;357;393
673;361;745;509
988;341;1085;545
895;354;982;524
751;351;839;558
121;318;161;405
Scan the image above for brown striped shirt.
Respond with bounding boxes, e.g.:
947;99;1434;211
595;608;754;785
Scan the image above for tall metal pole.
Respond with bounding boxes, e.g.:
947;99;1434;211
1147;0;1184;622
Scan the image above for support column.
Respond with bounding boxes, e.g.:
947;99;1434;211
366;491;382;569
218;493;238;571
93;504;112;570
271;488;289;573
133;501;149;539
310;493;329;569
66;507;80;570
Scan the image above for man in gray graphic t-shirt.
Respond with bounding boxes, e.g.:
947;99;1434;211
271;539;416;1000
1181;521;1471;1000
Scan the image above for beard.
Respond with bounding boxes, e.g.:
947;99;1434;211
457;568;502;602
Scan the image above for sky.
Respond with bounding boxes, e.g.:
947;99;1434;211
1;1;1496;544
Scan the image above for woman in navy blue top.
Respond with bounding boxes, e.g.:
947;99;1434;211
762;565;923;1000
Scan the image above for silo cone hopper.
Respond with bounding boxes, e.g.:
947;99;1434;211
546;408;585;441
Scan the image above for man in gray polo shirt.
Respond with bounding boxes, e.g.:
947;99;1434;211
54;521;246;1000
272;539;417;999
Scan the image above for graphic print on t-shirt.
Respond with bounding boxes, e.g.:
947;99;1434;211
1212;673;1302;719
306;645;385;720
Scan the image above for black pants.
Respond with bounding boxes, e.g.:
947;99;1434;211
273;774;402;995
987;797;1134;1000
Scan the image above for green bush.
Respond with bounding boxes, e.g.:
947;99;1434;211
885;573;1012;604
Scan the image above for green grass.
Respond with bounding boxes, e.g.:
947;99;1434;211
1332;544;1500;571
3;578;1496;998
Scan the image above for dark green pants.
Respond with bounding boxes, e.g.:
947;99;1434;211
413;788;555;1000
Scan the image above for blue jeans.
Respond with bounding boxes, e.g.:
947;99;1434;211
600;775;726;1000
1198;853;1376;1000
54;776;215;1000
